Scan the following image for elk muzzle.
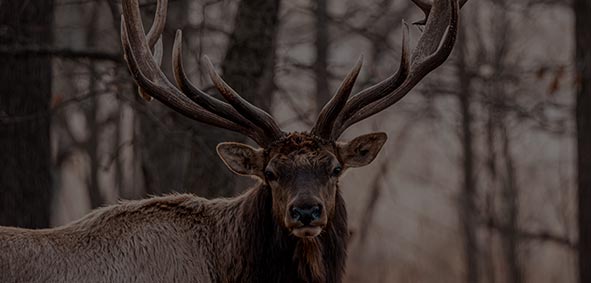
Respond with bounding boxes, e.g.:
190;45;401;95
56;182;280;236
290;204;322;225
286;200;326;238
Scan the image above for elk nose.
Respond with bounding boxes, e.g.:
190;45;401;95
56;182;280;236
290;205;322;226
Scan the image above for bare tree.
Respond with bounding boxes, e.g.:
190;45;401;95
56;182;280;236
575;0;591;282
488;1;523;281
499;120;522;283
456;18;479;283
138;0;193;197
314;0;330;112
184;0;281;196
135;0;281;198
86;2;105;208
0;1;54;228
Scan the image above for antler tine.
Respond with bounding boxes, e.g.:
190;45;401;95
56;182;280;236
121;0;270;146
410;0;432;25
310;55;363;139
145;0;168;48
205;57;285;142
171;30;265;137
121;20;244;134
137;38;162;101
410;0;454;65
137;0;167;102
412;0;468;25
329;0;460;139
332;22;410;138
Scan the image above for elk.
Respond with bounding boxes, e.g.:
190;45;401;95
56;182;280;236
0;0;462;282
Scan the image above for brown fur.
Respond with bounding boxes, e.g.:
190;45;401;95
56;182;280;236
0;186;347;283
0;132;387;283
265;132;334;155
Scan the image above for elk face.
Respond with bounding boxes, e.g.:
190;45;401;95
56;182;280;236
217;132;387;239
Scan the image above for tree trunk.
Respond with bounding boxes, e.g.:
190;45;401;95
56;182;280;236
139;0;193;197
575;0;591;281
138;0;281;198
314;0;330;112
137;0;232;198
456;22;479;283
183;0;281;197
0;1;54;228
484;87;498;283
500;122;522;283
86;2;104;209
221;0;279;113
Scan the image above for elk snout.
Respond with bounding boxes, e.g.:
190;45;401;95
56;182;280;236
287;201;325;238
290;204;322;226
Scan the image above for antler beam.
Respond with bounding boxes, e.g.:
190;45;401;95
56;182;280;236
122;0;464;145
313;0;463;140
120;0;284;146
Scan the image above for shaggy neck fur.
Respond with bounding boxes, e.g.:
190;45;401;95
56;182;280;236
222;184;348;283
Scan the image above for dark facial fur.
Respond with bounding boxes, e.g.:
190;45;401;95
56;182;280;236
263;133;343;237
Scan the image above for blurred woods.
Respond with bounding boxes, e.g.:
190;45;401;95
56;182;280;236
0;0;583;282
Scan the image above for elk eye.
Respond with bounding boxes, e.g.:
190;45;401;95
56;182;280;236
331;166;342;177
264;170;277;181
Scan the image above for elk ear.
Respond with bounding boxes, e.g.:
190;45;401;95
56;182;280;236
338;132;387;168
216;142;265;178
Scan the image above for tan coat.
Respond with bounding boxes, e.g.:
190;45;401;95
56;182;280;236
0;186;348;283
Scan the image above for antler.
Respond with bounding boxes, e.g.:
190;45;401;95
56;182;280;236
312;0;462;140
136;0;166;101
411;0;469;25
121;0;284;146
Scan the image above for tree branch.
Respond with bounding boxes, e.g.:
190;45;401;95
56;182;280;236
0;46;122;63
483;216;577;250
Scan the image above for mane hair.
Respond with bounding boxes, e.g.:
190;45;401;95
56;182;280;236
237;184;348;283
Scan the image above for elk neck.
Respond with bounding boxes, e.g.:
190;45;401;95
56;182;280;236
214;183;348;283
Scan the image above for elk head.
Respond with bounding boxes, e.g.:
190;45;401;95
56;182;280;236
121;0;461;238
217;132;386;238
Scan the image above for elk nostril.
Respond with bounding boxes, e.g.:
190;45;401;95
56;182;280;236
290;205;322;225
311;205;322;220
290;207;302;221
